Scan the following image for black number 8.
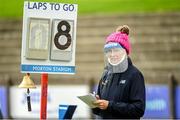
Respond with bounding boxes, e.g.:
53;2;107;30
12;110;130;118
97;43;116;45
54;20;71;50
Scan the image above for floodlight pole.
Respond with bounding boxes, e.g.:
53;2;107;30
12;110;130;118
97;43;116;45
40;73;48;120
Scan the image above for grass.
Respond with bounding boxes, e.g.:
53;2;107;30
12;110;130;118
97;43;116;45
0;0;180;18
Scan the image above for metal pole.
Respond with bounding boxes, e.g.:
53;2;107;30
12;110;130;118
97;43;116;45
168;74;176;119
40;73;48;120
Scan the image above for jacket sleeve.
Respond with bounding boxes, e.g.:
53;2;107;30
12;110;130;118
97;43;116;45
92;69;108;115
107;71;146;118
91;81;101;115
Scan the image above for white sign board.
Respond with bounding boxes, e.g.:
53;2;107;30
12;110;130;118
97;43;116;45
21;1;78;74
10;85;90;119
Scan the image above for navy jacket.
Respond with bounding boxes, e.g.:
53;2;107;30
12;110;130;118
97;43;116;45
92;58;145;119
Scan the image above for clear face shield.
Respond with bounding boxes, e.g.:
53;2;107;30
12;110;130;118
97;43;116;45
104;42;128;73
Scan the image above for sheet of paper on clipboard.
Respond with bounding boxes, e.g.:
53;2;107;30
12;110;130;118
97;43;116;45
77;93;98;108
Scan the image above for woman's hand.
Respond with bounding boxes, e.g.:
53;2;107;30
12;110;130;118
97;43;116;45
94;99;109;110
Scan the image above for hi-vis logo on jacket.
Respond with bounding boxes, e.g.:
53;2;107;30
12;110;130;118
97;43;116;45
119;80;126;84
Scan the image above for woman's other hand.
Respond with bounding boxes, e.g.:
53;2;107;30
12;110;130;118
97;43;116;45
94;99;109;110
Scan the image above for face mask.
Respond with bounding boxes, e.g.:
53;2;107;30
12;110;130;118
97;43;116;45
104;44;128;73
107;55;128;73
106;48;126;65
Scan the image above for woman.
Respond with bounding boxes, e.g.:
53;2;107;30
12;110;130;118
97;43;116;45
92;25;145;119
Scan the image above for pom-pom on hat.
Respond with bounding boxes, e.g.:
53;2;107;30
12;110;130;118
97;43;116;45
106;25;131;55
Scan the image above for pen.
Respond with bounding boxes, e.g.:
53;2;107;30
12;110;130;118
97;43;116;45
93;91;96;96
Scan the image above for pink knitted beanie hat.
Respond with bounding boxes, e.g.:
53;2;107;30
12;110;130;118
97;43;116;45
106;25;131;55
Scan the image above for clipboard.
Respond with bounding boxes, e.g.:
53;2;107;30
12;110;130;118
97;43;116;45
77;93;98;108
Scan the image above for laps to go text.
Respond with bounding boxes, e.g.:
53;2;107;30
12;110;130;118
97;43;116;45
27;2;75;12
